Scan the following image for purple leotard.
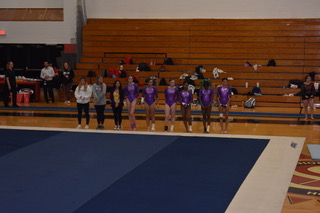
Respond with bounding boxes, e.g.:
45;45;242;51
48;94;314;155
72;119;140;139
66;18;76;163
142;86;158;106
199;87;214;107
165;87;179;107
178;90;193;107
217;86;232;106
124;83;139;102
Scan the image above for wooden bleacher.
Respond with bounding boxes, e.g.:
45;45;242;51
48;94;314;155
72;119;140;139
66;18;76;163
74;18;320;107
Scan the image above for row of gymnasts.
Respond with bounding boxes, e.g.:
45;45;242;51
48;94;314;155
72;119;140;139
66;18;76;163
74;75;232;133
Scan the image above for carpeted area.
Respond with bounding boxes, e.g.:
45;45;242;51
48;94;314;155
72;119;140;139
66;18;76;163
0;129;268;213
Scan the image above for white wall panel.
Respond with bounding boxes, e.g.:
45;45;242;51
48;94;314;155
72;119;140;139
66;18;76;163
86;0;320;19
0;0;75;44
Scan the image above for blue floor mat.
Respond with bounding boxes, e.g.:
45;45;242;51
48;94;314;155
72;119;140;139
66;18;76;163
75;136;269;213
0;131;176;213
0;129;60;157
0;129;268;213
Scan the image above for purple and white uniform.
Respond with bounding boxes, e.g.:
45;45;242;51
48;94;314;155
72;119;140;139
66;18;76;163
217;86;232;106
199;87;214;107
124;83;139;102
142;86;158;106
178;90;193;107
165;87;179;107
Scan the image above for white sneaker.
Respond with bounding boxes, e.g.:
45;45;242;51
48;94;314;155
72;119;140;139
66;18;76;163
67;101;71;104
84;125;89;129
114;126;118;130
76;125;81;129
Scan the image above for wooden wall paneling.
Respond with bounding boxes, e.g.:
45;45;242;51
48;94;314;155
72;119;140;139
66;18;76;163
190;31;306;37
83;35;191;42
0;8;63;21
190;36;306;43
180;59;304;66
83;41;190;48
104;53;167;58
76;63;99;70
189;47;304;54
188;53;304;60
82;30;190;36
82;51;105;57
80;57;103;63
189;42;305;49
83;47;190;53
83;24;190;31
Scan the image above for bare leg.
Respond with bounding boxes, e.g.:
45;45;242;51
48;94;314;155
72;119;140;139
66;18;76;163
219;105;224;133
150;103;156;125
201;106;207;130
170;103;176;126
130;99;137;130
181;105;188;132
186;106;192;132
309;99;314;119
145;103;150;130
225;106;230;133
303;99;308;119
164;104;170;127
126;99;133;128
206;105;212;132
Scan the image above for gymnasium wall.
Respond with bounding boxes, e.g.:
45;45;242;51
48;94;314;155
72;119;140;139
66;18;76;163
86;0;320;19
0;0;76;44
0;0;319;44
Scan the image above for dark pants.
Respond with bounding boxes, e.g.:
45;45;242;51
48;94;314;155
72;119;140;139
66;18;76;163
3;85;17;106
43;80;55;103
112;106;123;126
62;83;72;101
77;103;90;125
94;105;105;125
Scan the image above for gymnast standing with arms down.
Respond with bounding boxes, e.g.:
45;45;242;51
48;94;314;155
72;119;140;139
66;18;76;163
164;79;179;132
142;78;158;131
178;81;193;133
124;75;139;131
217;78;232;134
199;79;214;133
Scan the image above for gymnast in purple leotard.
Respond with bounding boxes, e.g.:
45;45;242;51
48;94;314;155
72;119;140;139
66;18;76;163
199;80;214;133
178;81;193;132
164;79;179;132
142;79;158;131
124;75;139;130
216;78;232;134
